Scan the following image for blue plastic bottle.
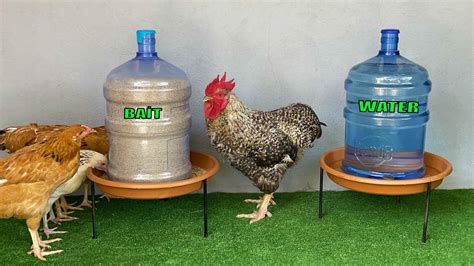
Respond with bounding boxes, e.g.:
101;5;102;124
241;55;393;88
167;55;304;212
342;29;431;180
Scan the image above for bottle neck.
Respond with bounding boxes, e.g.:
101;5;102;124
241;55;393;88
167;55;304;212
137;43;157;57
136;35;158;58
379;32;399;56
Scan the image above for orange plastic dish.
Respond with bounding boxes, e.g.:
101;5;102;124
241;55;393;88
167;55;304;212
320;147;453;195
87;151;220;199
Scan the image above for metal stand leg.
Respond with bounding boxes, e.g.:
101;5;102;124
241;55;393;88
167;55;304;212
91;181;97;239
396;196;401;204
203;179;208;238
422;182;432;243
319;167;324;219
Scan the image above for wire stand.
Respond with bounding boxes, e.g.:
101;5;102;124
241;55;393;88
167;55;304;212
90;180;209;239
318;167;433;243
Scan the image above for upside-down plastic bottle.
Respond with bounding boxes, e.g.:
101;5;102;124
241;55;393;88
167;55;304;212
104;30;192;182
342;29;431;180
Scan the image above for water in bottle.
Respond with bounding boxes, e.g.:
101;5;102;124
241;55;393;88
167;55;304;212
342;29;431;180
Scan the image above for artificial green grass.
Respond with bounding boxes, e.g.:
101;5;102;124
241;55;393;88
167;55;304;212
0;190;473;265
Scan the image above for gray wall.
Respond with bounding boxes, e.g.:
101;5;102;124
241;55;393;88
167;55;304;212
1;1;472;192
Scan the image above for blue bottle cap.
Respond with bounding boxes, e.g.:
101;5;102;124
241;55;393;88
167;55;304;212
136;30;156;44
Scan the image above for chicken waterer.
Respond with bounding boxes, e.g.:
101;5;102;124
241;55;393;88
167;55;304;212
317;147;452;243
86;151;220;238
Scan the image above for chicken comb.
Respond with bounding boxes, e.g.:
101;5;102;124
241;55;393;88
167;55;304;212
205;72;236;96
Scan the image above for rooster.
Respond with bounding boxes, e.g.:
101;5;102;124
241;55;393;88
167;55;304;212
0;123;108;209
0;125;94;260
204;74;325;223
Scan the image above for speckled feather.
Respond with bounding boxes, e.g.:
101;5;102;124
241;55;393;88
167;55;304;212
206;93;323;194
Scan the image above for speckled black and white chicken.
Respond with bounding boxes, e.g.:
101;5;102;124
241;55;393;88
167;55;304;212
204;74;325;223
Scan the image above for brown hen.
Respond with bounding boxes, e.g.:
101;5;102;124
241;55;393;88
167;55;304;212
0;124;108;208
0;124;108;154
0;125;94;260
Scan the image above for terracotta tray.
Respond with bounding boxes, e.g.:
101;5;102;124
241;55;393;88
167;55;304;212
87;151;220;199
320;147;452;195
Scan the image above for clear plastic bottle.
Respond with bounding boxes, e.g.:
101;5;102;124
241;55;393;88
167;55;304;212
342;29;431;180
104;30;192;182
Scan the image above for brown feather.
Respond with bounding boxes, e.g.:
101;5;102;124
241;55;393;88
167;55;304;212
0;125;93;260
0;124;108;154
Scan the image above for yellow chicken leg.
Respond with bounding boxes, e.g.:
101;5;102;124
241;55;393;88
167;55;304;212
54;201;78;223
78;181;92;208
237;193;274;223
77;182;100;207
59;196;83;211
27;219;63;261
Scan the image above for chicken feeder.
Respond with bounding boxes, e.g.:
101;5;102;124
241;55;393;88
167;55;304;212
86;150;219;238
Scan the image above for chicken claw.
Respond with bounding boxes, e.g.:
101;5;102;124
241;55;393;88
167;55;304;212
59;196;82;211
54;201;76;222
100;193;113;202
65;205;84;211
237;193;274;223
32;237;62;250
236;210;272;223
42;216;66;238
43;227;67;238
54;215;78;223
243;196;276;208
77;200;93;208
28;229;63;261
39;238;62;247
79;182;100;207
77;198;101;208
28;249;63;261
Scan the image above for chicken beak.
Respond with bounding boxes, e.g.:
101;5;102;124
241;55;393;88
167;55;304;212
203;96;212;102
96;160;108;172
79;125;95;139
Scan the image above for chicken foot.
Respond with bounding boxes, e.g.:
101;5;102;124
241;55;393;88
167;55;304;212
27;222;63;261
32;236;62;250
55;200;74;215
42;215;67;238
77;182;99;208
54;201;78;223
59;196;83;211
244;195;276;208
78;182;93;208
100;193;114;202
237;193;274;223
